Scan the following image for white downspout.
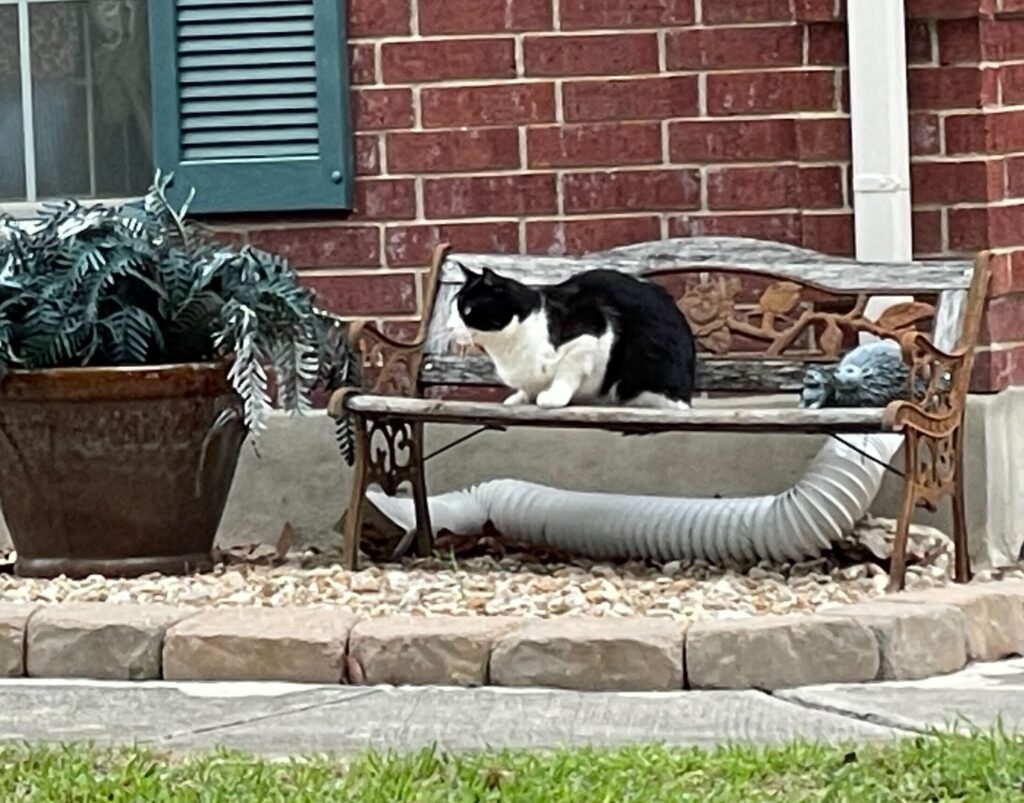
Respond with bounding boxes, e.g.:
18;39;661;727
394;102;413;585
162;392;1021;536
847;0;914;331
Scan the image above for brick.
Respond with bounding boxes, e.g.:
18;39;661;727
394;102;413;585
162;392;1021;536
708;165;797;211
949;204;1024;251
349;44;375;85
490;618;685;692
422;83;555;128
707;71;837;116
355;178;416;220
351;88;413;131
946;110;1024;155
793;0;843;21
913;210;944;255
670;212;802;244
418;0;550;34
355;134;381;176
806;23;847;66
349;616;518;686
670;118;797;162
906;20;934;63
382;39;515;83
911;159;1001;205
27;603;192;680
938;19;981;64
560;0;694;29
564;76;698;123
999;63;1024;104
982;293;1024;343
799;166;844;208
989;250;1024;296
423;174;558;218
796;118;850;160
801;212;854;255
831;601;967;681
164;608;354;683
388;128;520;173
702;0;791;23
687;615;879;690
906;0;994;19
667;26;803;71
304;272;419;315
527;122;661;168
972;344;1024;391
524;33;658;77
910;114;941;156
250;225;380;268
0;604;36;677
386;222;520;267
349;0;410;37
563;169;701;214
526;216;661;256
974;18;1024;60
908;66;996;110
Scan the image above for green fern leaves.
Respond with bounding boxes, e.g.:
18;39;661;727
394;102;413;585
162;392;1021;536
0;173;352;444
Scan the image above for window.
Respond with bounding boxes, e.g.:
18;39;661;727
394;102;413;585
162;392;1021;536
1;0;152;203
1;0;352;213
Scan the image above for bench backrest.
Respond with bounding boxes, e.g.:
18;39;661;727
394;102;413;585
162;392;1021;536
409;237;985;399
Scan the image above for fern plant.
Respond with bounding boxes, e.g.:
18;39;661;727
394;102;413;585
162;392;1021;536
0;173;357;455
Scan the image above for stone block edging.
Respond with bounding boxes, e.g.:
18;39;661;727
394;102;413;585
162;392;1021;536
0;581;1022;691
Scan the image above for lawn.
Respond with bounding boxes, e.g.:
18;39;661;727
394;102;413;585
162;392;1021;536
2;731;1022;802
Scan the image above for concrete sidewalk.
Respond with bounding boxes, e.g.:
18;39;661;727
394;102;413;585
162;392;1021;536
2;658;1024;755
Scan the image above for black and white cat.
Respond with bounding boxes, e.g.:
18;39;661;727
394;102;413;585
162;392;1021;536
448;265;697;409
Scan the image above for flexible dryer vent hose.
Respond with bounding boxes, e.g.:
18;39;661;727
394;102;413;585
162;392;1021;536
366;433;903;564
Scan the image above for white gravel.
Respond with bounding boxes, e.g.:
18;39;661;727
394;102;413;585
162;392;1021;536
0;519;1012;623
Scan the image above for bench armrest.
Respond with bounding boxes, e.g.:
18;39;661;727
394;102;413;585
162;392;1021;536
335;320;425;403
882;330;971;434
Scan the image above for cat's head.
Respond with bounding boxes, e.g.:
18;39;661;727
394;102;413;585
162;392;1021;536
447;263;536;342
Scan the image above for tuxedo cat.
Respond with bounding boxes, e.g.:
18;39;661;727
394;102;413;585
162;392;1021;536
448;265;697;409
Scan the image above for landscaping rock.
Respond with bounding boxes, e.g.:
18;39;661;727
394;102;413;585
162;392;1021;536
832;601;967;680
163;607;354;683
490;617;685;691
686;614;880;690
0;604;36;677
890;585;1024;662
27;603;192;680
349;616;517;686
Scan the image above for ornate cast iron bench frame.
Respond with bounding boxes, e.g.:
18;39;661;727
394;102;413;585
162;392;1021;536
328;237;990;592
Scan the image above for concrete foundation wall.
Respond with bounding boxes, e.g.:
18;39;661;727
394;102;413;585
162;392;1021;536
2;392;1020;567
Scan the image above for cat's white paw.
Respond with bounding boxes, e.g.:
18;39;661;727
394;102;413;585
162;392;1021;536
536;386;573;408
503;390;528;406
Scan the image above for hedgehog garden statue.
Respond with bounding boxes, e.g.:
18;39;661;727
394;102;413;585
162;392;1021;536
800;339;914;409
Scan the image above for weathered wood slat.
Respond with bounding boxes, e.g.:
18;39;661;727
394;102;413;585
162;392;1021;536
440;237;973;292
345;395;891;434
420;354;818;393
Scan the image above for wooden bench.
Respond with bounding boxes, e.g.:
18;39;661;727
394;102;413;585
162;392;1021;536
327;237;990;591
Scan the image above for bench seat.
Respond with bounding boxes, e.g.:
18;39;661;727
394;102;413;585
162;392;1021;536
345;394;891;435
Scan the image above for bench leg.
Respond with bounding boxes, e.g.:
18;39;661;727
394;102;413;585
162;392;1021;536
951;427;972;584
887;434;916;593
408;422;434;558
341;413;370;571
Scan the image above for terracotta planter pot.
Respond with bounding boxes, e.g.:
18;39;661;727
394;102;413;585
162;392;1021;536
0;363;246;578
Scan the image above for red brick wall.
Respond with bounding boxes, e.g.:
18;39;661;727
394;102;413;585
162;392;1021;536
210;0;1023;390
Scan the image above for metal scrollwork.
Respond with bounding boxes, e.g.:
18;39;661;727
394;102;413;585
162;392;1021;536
675;274;936;360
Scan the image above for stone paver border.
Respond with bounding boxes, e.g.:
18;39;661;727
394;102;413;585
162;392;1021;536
0;581;1022;691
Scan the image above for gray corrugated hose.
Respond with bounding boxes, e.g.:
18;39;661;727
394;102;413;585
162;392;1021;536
366;432;903;564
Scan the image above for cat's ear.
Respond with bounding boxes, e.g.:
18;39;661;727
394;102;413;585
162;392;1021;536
456;262;479;283
481;267;499;284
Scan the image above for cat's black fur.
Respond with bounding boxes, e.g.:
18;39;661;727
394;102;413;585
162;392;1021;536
456;266;697;405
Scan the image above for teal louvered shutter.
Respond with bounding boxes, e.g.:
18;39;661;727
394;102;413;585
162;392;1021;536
148;0;352;214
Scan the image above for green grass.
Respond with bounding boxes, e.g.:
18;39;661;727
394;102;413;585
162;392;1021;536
1;731;1023;802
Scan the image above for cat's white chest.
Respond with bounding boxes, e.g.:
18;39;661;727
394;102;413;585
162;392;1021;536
483;311;558;395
